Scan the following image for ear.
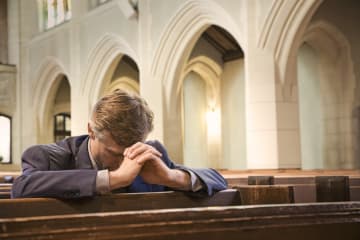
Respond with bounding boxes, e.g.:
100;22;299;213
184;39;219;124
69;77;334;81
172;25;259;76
88;123;95;139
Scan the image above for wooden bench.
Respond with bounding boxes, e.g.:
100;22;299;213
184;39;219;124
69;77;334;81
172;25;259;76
0;172;18;183
0;190;241;218
233;185;294;204
1;202;359;240
315;176;350;202
0;183;11;199
229;175;360;202
0;172;17;198
1;185;298;219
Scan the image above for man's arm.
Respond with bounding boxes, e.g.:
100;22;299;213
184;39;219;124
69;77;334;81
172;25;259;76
108;155;146;190
132;140;228;196
11;145;97;198
174;165;228;196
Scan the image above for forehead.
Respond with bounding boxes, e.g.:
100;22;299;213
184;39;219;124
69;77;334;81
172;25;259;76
99;131;126;153
105;145;125;156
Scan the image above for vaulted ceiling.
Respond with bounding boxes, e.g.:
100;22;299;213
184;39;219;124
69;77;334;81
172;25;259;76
202;25;244;62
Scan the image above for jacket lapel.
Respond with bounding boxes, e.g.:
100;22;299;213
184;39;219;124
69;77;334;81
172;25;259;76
76;136;93;169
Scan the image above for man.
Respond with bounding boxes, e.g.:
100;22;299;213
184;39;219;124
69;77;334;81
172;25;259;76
12;90;227;198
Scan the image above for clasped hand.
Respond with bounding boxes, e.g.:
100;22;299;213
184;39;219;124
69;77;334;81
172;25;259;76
109;142;191;191
122;142;172;186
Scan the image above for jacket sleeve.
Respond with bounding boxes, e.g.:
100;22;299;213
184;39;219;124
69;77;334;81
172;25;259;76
147;140;228;196
11;145;97;198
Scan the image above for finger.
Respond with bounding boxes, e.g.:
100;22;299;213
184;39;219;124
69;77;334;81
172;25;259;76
136;151;161;165
128;143;162;159
124;142;145;158
143;148;162;158
129;144;149;159
142;148;162;159
123;147;133;158
153;148;162;157
123;147;129;157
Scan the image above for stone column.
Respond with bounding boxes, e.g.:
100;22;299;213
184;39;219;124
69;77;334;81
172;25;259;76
0;0;8;64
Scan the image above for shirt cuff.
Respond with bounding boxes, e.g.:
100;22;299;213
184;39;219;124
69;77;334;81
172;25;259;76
96;169;111;194
184;170;204;192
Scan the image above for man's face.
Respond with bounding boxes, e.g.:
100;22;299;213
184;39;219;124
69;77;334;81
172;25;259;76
89;129;126;171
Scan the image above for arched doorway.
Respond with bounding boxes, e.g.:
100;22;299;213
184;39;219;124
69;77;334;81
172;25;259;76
181;25;245;169
297;21;356;169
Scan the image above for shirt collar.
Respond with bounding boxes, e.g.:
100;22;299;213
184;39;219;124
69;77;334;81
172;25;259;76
88;138;100;170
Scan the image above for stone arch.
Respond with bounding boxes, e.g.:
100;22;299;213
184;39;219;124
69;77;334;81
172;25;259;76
151;0;244;163
82;33;139;110
298;20;356;169
278;0;324;88
181;56;223;167
106;77;140;94
257;0;323;86
302;20;356;95
33;57;69;143
151;0;244;113
254;0;324;169
182;56;222;108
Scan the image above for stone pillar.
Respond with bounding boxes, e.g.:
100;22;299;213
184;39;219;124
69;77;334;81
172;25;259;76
138;0;165;143
69;0;89;136
0;0;8;64
244;1;279;169
245;51;279;169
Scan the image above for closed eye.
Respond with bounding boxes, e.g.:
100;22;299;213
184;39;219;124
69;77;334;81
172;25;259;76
106;148;124;158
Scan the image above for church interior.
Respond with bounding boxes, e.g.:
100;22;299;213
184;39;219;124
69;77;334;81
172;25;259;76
1;0;360;239
1;0;360;171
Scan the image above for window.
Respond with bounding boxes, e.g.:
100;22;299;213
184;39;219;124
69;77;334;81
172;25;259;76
0;114;11;164
39;0;72;30
54;113;71;141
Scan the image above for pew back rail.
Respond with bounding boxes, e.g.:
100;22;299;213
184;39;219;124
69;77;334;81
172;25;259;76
1;202;359;240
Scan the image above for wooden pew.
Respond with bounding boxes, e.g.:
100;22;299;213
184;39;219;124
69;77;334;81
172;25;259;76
351;186;360;200
0;173;17;198
229;174;360;202
233;185;294;204
248;175;274;185
0;190;241;218
0;172;19;183
274;176;318;203
1;185;297;219
244;176;316;203
1;202;359;240
0;183;11;199
315;176;350;202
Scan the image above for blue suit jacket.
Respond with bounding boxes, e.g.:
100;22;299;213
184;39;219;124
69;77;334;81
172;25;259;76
12;135;227;198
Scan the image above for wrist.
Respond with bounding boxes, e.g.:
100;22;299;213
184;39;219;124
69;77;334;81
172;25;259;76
166;169;191;191
109;170;131;190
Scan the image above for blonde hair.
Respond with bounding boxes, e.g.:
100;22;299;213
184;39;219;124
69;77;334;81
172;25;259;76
90;89;154;147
